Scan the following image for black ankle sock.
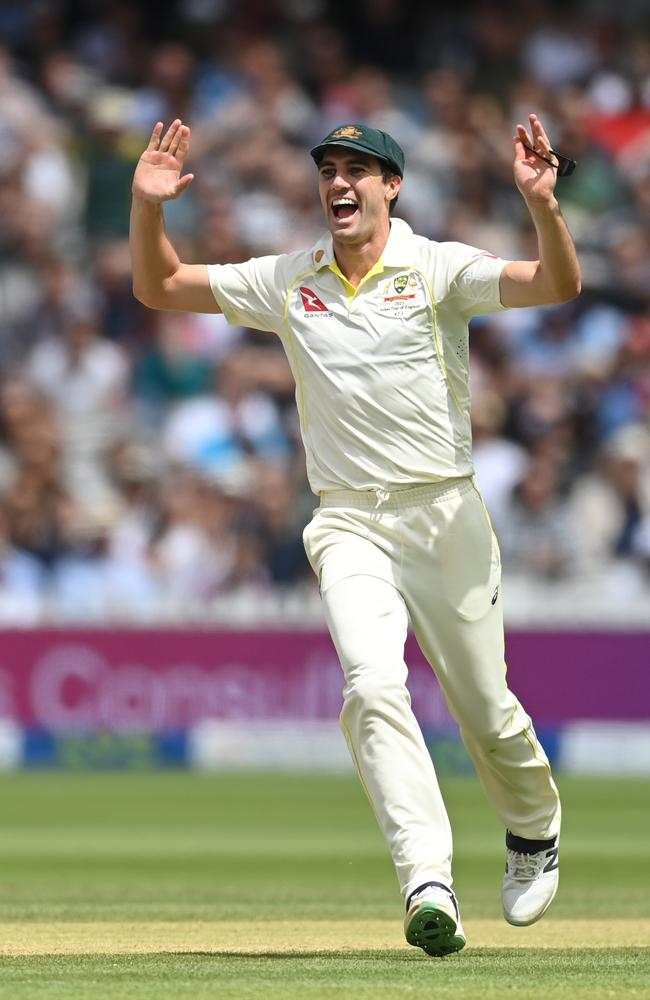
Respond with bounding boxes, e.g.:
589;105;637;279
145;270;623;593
506;830;557;854
406;881;459;918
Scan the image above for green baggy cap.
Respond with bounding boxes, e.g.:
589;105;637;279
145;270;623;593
310;123;405;177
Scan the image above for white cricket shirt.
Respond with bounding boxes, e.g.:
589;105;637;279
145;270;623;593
208;218;508;494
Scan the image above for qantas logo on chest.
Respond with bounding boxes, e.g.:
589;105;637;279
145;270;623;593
299;287;330;313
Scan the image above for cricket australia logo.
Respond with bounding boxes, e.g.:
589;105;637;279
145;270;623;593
381;272;420;302
379;271;424;312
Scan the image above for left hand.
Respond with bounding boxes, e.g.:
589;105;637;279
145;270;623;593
513;114;558;207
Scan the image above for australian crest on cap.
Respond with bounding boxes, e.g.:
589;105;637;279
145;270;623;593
331;125;362;140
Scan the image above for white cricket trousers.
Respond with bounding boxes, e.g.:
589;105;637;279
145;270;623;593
303;476;561;904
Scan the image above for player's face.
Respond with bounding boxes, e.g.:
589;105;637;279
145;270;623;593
317;150;401;245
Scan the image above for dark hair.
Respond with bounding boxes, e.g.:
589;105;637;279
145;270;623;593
381;164;400;215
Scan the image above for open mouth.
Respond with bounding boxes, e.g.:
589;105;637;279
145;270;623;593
331;197;359;221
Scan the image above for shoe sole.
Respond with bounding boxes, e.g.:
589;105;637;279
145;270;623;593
503;878;559;927
405;901;466;957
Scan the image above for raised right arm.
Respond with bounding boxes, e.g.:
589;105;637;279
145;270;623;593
130;120;222;313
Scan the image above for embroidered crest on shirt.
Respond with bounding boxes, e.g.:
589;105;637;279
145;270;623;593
378;271;425;314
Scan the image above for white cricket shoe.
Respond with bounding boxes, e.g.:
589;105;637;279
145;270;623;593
502;831;559;926
404;881;466;957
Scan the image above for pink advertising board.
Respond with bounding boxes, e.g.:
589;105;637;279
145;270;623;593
0;629;647;731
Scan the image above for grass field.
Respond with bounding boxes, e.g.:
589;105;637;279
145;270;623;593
0;771;648;998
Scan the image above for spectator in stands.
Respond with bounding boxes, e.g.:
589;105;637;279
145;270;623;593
471;390;528;536
25;288;130;524
0;503;45;623
571;423;650;588
499;456;578;580
150;470;238;614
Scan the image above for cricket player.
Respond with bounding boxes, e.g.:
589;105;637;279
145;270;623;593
130;114;580;956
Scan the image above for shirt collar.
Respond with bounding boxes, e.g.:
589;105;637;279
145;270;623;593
383;218;416;267
309;217;416;271
309;231;335;270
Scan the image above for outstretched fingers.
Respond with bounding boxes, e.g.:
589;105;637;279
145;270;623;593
144;119;191;164
176;172;194;195
515;121;534;150
530;113;554;156
515;114;557;167
159;119;182;153
169;123;190;160
147;121;163;151
177;127;190;161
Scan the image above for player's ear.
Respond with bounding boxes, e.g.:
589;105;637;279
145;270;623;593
386;175;401;205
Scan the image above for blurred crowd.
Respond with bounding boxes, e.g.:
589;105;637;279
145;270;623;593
0;0;649;624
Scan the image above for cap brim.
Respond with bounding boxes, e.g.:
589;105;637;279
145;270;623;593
310;139;402;177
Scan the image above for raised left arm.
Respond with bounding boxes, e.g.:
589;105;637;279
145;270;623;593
499;114;581;308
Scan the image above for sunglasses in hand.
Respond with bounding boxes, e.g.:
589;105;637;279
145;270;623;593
521;141;576;178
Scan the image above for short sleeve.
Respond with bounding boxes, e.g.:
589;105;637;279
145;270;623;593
208;256;286;333
441;244;510;318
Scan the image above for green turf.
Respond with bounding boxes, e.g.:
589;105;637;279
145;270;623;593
0;772;648;997
0;950;649;1000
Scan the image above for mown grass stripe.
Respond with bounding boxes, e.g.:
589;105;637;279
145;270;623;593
1;919;648;955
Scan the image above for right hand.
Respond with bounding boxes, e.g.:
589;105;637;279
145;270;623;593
132;119;194;203
512;114;558;208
